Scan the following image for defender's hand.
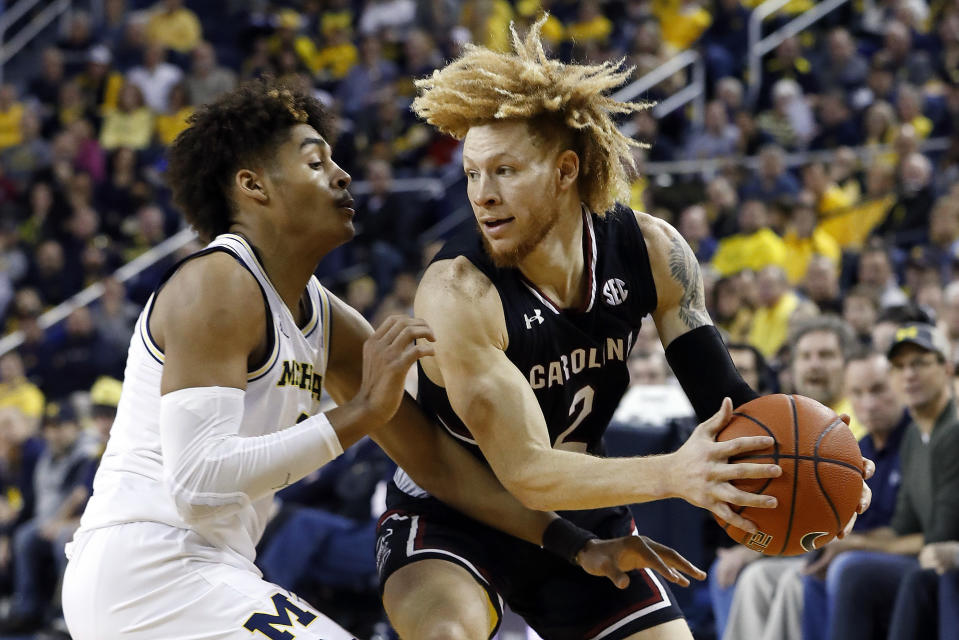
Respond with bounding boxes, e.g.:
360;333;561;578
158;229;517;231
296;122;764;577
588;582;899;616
576;535;706;589
670;398;782;533
354;315;435;425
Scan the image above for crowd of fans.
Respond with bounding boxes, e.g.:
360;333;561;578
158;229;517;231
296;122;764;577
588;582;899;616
0;0;957;637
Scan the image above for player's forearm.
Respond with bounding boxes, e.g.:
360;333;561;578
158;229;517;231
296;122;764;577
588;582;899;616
373;396;558;547
502;448;672;511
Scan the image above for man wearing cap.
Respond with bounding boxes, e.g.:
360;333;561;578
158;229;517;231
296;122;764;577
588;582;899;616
804;323;959;640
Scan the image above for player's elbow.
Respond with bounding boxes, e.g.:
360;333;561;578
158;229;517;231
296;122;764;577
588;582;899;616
499;455;564;511
163;464;248;525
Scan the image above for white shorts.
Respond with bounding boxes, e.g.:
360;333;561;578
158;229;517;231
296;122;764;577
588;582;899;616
62;522;356;640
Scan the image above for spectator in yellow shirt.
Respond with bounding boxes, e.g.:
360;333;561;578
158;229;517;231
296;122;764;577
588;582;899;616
712;199;788;276
652;0;712;50
99;83;155;151
146;0;203;54
567;0;613;48
312;20;359;83
748;265;801;358
0;85;24;151
896;83;934;140
0;352;44;425
782;198;842;284
155;83;193;146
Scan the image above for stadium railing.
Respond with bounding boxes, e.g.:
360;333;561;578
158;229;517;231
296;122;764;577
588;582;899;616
614;48;706;138
0;0;74;83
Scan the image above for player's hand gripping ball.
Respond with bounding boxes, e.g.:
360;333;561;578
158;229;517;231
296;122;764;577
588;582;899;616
714;394;865;556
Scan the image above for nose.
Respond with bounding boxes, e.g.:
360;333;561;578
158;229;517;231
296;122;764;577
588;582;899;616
471;175;501;208
332;163;351;189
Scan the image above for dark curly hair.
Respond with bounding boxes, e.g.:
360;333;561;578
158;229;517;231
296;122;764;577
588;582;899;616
166;80;333;242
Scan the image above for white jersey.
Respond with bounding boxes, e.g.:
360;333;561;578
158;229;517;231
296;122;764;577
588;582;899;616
76;233;332;572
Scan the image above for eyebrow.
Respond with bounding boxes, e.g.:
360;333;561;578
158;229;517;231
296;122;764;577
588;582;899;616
300;137;327;151
463;152;520;165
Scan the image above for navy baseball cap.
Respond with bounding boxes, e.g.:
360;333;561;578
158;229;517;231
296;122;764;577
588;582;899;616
887;323;950;360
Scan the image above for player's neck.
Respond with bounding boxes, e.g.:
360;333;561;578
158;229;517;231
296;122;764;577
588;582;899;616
230;223;324;323
518;200;586;309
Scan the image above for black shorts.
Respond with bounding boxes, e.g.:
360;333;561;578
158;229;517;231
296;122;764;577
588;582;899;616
375;487;684;640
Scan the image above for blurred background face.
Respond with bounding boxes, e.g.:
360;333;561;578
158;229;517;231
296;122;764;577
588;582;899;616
890;343;951;411
843;294;877;335
858;250;892;286
628;350;668;386
728;347;760;390
738;200;766;234
792;330;846;406
845;356;902;436
757;266;787;306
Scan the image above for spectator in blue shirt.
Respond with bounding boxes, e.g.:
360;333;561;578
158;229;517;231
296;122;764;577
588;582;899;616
801;349;909;639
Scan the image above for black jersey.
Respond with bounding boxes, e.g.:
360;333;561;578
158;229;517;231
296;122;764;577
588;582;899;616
417;205;658;460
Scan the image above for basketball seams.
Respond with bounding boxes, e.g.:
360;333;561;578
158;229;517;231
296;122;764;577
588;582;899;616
779;396;801;556
723;411;781;536
730;453;862;474
813;419;845;532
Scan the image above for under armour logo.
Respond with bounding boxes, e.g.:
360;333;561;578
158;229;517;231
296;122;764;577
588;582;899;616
603;278;628;306
524;309;544;329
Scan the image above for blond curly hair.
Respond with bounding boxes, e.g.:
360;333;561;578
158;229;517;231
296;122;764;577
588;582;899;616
412;15;650;215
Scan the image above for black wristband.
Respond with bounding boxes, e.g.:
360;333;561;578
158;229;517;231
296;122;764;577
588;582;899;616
541;518;598;564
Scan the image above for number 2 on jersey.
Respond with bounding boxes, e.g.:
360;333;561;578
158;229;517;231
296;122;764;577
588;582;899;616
555;385;594;449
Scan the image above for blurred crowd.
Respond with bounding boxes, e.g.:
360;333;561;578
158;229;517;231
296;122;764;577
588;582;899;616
0;0;957;637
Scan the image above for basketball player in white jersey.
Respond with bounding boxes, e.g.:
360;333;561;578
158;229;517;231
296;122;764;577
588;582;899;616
61;82;706;640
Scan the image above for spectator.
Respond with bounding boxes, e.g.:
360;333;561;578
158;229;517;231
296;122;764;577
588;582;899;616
875;152;935;249
887;540;959;640
685;100;739;160
757;79;815;151
39;307;122;400
627;349;670;386
896;83;934;140
25;240;81;307
312;21;360;86
711;273;753;343
759;35;818;109
857;240;909;308
185;41;237;107
0;352;45;426
809;323;959;640
942;281;959;367
145;0;203;55
782;199;841;284
678;204;717;263
701;0;750;81
0;85;25;152
98;82;155;151
801;255;843;315
154;83;194;146
56;11;95;74
633;109;678;161
0;402;94;634
801;350;910;639
811;91;861;150
817;27;869;93
358;0;418;41
747;265;800;358
741;144;801;202
720;318;865;640
880;20;934;86
712;199;787;277
27;48;66;116
843;285;881;347
75;45;126;116
126;43;184;113
1;111;51;188
335;35;398;119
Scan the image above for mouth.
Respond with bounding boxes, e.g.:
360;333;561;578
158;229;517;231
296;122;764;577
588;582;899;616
480;217;515;237
335;195;355;215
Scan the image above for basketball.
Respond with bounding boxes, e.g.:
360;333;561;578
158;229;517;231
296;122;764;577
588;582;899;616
714;394;865;556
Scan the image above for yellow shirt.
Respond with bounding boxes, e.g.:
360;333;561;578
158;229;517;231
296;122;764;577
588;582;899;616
782;228;841;284
155;106;194;146
712;228;787;277
655;2;712;50
567;15;613;44
313;43;359;80
99;108;155;150
462;0;514;52
819;194;896;250
0;379;45;420
909;114;933;140
830;397;866;441
818;183;857;216
0;102;24;150
147;8;203;53
748;291;801;358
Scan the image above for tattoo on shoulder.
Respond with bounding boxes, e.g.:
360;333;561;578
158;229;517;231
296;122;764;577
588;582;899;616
667;233;711;330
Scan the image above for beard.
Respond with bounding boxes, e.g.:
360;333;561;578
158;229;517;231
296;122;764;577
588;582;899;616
479;206;560;269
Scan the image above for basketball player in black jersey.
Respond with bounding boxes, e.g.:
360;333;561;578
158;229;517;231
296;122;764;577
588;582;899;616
376;18;874;640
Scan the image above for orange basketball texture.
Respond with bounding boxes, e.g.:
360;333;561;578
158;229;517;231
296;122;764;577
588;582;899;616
713;394;865;556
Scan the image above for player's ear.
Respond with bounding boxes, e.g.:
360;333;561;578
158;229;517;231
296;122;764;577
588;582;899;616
235;169;269;204
556;150;579;191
